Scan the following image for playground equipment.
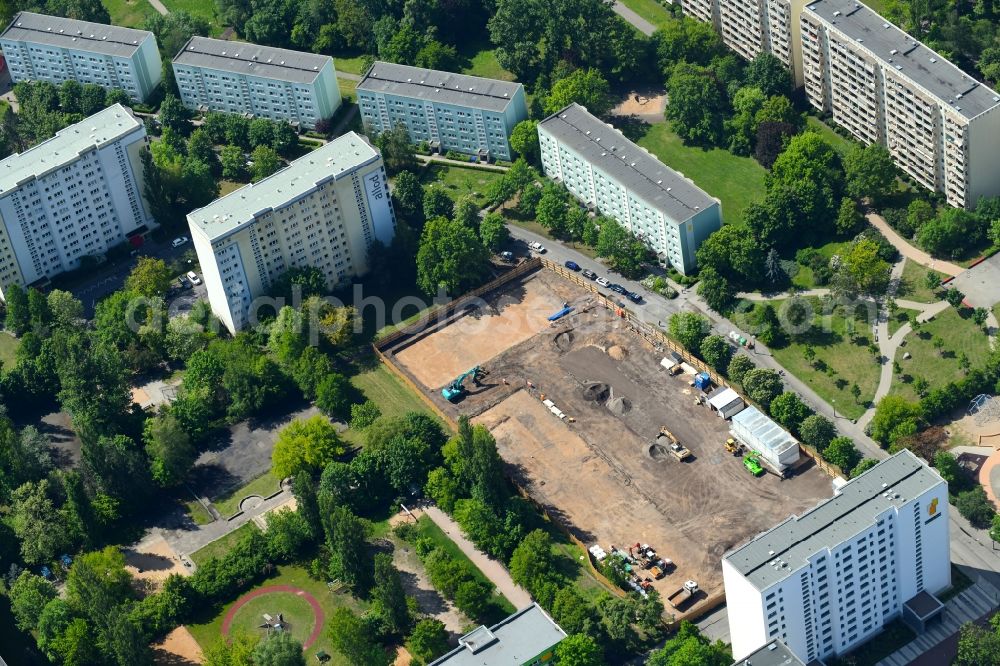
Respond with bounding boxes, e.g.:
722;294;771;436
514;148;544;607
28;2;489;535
442;366;485;402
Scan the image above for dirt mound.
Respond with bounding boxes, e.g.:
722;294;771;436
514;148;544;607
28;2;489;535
555;330;575;351
582;382;611;402
608;345;627;360
647;443;669;461
607;395;631;415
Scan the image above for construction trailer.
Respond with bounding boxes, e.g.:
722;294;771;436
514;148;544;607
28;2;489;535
729;406;799;474
706;387;746;420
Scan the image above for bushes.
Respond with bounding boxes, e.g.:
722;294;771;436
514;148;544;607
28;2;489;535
957;487;996;529
418;545;496;622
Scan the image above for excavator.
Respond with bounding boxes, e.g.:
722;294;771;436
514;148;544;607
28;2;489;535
442;366;485;402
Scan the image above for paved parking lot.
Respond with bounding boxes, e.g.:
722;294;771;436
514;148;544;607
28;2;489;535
950;254;1000;309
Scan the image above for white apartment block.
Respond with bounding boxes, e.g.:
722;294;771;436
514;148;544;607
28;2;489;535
172;37;341;130
0;12;162;102
723;450;950;664
680;0;808;85
187;132;395;333
0;104;154;300
538;103;721;275
356;62;528;162
801;0;1000;209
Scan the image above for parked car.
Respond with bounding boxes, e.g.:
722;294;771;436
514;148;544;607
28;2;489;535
626;291;643;303
564;260;580;271
171;236;189;248
186;271;202;286
581;269;597;280
528;241;547;254
499;251;514;262
609;283;627;294
595;277;610;287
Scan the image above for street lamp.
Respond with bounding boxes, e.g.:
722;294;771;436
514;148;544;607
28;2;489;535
832;399;838;420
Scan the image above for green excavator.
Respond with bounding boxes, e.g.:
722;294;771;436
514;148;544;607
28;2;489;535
442;366;485;402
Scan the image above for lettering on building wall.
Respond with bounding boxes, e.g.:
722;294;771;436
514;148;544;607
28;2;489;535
363;171;395;245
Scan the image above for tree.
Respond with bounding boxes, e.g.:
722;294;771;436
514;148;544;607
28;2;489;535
666;62;725;145
851;382;863;403
844;143;897;204
699;335;732;372
742;368;783;409
544;68;612;117
595;217;646;277
350;401;381;430
392;170;424;222
945;287;966;309
321;502;373;593
250;145;282;182
957;487;996;528
767;132;844;229
316;373;353;420
416;217;490;296
252;632;305;666
696;266;736;312
125;257;173;298
654;16;724;72
66;546;134;631
249;118;275;149
535;183;569;235
918;208;984;258
727;354;755;384
973;308;990;329
371;553;412;637
668;312;709;352
9;571;57;631
143;411;195;487
452;195;480;229
272;415;346;478
204;631;259;666
510;119;540;162
188;128;220;174
372;123;417;175
934;451;963;488
744;53;792;97
159;94;192;134
328;608;389;665
836;197;864;235
423;188;454;221
956;621;1000;666
407;619;449;666
851;458;879;478
4;283;29;335
9;480;71;565
509;529;554;591
799;414;835;451
555;634;603;666
479;212;509;251
835;237;891;297
769;392;812;432
47;289;83;328
220;144;247;181
824;436;860;471
143;11;210;59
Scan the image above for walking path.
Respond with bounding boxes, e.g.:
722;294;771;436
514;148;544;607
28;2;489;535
146;0;168;16
737;288;830;301
338;71;361;82
612;1;657;35
422;505;533;609
868;213;963;277
875;578;1000;666
416;154;510;172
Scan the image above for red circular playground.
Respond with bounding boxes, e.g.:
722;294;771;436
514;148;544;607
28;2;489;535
221;584;325;650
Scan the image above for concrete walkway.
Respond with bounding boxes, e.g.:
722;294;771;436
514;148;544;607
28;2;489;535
868;213;963;277
737;288;830;301
612;1;657;35
422;505;533;609
416;154;510;172
875;578;1000;666
147;0;168;16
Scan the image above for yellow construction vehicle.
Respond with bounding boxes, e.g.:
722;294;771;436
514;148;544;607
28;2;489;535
725;438;743;456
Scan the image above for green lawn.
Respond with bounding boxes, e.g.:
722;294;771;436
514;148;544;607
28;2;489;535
159;0;224;34
897;259;947;304
462;49;516;81
636;124;767;225
619;0;675;28
187;564;367;665
338;77;357;103
219;180;245;196
334;55;369;76
790;239;852;290
806;116;855;156
888;308;919;337
101;0;157;28
735;298;881;419
0;333;20;369
212;472;282;518
184;499;214;526
410;515;516;617
420;164;505;207
350;364;432;419
228;591;316;643
890;307;992;402
190;522;260;566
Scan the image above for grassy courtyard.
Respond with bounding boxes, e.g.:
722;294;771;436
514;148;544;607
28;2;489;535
890;307;992;402
333;55;369;76
635;124;767;226
101;0;157;28
187;564;367;665
0;333;21;369
420;164;505;207
462;48;516;81
735;298;881;419
619;0;675;28
350;364;432;420
159;0;224;35
212;472;282;518
897;259;948;304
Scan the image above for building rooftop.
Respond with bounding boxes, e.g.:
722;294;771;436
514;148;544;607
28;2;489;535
708;387;742;410
724;449;944;590
0;11;153;58
805;0;1000;119
429;604;567;666
731;406;797;459
539;103;719;224
188;131;380;241
731;639;807;666
172;36;332;85
0;104;142;195
356;61;523;113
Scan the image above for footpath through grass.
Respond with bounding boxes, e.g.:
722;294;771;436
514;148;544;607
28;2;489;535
636;124;767;225
897;259;948;304
187;564;367;665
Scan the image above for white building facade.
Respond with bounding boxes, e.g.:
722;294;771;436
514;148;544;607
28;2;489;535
188;132;395;333
0;104;154;300
356;62;528;161
801;0;1000;209
0;11;162;102
723;450;950;664
172;37;341;129
538;103;721;275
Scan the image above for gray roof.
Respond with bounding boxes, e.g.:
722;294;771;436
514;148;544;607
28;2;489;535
539;103;719;224
805;0;1000;119
172;36;331;85
0;104;141;195
0;11;153;58
724;450;944;590
429;604;567;666
731;406;797;458
188;131;380;241
731;639;806;666
356;61;523;113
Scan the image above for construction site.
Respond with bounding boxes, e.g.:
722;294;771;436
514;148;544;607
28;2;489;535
379;262;833;616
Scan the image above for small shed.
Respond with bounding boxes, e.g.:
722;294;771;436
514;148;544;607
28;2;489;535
706;387;745;420
730;406;799;472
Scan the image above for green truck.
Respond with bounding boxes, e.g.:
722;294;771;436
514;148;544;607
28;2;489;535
743;452;765;477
